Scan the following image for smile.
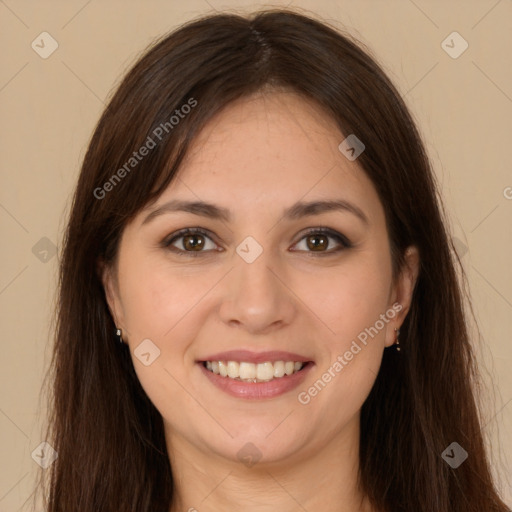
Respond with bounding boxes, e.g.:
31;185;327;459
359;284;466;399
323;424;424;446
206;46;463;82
198;359;314;399
203;360;304;382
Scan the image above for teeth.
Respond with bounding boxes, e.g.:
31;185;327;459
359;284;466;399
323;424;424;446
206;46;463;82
219;361;228;377
256;362;274;381
227;361;239;378
239;362;256;380
204;360;305;382
273;361;285;378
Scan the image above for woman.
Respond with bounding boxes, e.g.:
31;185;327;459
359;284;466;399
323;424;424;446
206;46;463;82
39;8;510;512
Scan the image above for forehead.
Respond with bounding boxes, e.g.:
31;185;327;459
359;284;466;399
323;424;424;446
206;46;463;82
141;91;384;225
181;90;347;180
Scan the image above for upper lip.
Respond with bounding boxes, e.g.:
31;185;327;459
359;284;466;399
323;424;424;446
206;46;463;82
199;350;313;364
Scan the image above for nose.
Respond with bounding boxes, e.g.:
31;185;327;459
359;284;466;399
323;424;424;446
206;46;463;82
218;249;297;335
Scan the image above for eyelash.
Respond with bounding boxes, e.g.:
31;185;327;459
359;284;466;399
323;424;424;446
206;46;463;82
162;227;352;257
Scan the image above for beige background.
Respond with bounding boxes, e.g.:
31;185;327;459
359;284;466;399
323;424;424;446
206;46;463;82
0;0;511;510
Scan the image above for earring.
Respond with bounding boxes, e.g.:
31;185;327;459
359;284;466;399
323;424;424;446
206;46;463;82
116;328;124;344
394;327;401;352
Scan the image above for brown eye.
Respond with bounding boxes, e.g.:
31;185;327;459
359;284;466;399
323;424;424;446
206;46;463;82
291;228;352;255
182;234;206;251
164;227;351;257
164;228;219;256
306;233;329;251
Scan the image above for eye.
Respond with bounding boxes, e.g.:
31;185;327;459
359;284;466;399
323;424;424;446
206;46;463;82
163;227;220;256
162;226;352;257
291;227;352;255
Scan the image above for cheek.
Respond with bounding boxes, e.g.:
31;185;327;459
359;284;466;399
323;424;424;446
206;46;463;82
311;253;392;410
118;253;212;341
304;253;392;342
119;255;211;423
301;255;391;411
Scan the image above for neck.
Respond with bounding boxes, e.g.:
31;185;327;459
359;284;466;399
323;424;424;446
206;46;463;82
166;414;375;512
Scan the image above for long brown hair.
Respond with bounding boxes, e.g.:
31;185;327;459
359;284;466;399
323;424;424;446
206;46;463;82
37;8;510;512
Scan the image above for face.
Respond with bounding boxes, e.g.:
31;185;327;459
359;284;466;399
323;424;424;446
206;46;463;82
102;91;418;467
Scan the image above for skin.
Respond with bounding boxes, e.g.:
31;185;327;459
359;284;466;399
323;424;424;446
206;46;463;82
102;90;419;512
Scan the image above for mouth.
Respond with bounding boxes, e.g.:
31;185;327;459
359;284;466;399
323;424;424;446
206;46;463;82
201;359;312;383
197;350;315;400
196;350;314;399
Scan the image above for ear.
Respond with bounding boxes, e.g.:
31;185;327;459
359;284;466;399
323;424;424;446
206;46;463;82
97;258;125;332
385;246;420;347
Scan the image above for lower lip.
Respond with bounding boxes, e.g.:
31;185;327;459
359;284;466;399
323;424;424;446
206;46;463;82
198;362;314;400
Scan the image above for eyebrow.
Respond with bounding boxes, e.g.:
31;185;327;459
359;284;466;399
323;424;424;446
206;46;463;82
141;198;369;226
